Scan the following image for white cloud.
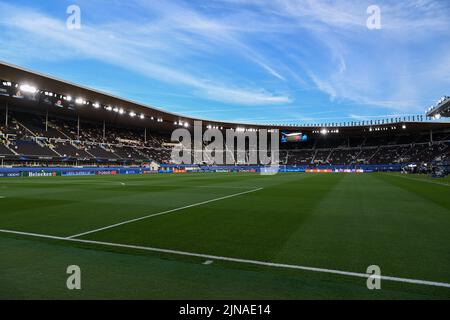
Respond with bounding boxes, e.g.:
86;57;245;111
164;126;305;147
0;2;290;106
1;0;449;121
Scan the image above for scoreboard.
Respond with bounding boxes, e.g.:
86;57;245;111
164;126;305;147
281;132;308;143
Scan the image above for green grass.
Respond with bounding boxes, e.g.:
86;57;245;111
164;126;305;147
0;172;449;299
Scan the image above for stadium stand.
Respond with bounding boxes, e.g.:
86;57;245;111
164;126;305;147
1;108;449;167
0;142;14;156
0;62;449;169
0;107;450;165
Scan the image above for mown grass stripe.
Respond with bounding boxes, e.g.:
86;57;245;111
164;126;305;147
0;228;449;289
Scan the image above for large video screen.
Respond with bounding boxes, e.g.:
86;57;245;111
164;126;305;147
281;132;308;143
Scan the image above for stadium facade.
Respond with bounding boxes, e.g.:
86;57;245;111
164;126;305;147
1;61;449;175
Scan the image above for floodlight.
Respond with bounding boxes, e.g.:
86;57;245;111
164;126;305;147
19;84;37;93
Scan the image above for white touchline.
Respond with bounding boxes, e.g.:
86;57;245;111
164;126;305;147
0;228;449;289
66;187;264;239
385;173;450;187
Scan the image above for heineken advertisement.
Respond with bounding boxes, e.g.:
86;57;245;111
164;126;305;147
24;171;60;177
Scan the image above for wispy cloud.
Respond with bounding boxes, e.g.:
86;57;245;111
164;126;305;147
0;0;449;123
0;1;290;106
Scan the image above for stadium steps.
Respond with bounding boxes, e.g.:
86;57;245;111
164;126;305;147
368;146;381;163
14;119;37;137
311;149;319;163
5;138;18;155
0;142;17;155
83;148;96;159
354;149;363;164
112;151;123;159
325;149;334;163
65;142;92;159
54;126;73;140
49;144;62;157
99;143;122;159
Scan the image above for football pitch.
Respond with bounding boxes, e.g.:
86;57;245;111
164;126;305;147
0;172;449;299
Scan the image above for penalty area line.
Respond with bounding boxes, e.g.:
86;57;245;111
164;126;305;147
66;187;264;239
0;228;449;289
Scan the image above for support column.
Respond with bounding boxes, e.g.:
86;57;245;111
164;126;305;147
430;129;433;144
77;116;80;139
45;110;49;132
144;128;147;143
5;102;8;127
103;120;106;141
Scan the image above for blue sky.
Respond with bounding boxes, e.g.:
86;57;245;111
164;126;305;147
0;0;449;125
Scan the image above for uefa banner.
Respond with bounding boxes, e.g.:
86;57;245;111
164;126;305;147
61;171;96;176
119;169;143;175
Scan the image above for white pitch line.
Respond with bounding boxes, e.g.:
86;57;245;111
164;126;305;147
0;228;449;289
195;185;261;189
150;185;259;189
66;187;264;239
385;173;450;187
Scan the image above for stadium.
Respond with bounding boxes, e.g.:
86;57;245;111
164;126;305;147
1;60;449;300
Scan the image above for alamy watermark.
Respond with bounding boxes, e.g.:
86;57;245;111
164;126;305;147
367;5;381;30
66;5;81;30
66;265;81;290
170;121;280;173
366;265;381;290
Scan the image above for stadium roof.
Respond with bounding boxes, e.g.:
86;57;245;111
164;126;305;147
1;61;450;135
426;96;450;119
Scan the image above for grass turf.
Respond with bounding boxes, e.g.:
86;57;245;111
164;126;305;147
0;172;449;299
